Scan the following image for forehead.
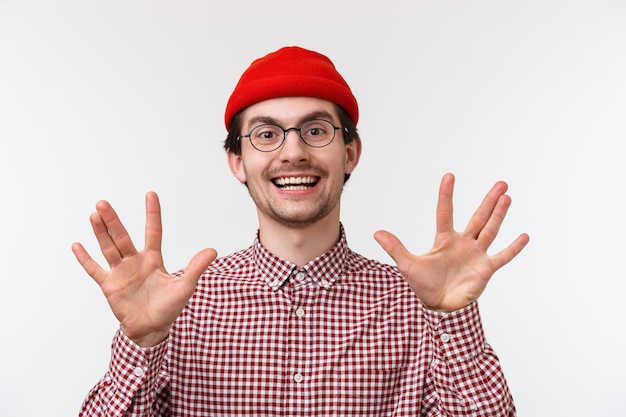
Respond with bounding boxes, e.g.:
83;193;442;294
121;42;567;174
239;97;340;128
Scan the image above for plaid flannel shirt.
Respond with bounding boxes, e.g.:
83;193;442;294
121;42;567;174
80;228;515;416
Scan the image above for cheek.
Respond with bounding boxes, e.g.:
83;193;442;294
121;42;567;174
238;156;268;184
235;149;257;178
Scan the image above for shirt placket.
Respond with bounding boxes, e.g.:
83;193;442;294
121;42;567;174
285;268;317;414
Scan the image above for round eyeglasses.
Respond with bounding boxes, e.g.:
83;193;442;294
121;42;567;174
237;119;344;152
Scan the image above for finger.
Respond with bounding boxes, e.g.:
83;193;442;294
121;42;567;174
90;211;123;265
95;200;138;258
476;194;512;249
465;180;508;238
144;192;163;253
373;230;412;268
435;173;455;234
183;248;218;279
71;242;107;284
178;248;218;294
489;233;530;271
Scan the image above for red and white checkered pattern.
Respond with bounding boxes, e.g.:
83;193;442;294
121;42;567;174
79;229;515;416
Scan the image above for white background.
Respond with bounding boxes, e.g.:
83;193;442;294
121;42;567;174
1;1;625;415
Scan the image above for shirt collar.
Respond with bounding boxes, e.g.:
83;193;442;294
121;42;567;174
252;225;348;291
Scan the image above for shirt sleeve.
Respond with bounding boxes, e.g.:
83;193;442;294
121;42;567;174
78;328;170;417
421;302;516;416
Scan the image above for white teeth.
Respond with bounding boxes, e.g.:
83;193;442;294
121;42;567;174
274;176;317;186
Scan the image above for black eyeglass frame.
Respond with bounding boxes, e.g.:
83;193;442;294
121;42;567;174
236;119;346;152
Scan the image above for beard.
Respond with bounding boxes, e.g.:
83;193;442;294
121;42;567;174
245;166;344;229
251;189;341;229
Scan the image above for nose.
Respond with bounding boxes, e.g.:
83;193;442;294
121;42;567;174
278;129;308;162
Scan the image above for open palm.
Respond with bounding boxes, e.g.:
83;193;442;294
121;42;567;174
72;192;217;347
375;173;529;312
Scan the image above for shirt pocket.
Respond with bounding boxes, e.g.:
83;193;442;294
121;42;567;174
331;363;405;414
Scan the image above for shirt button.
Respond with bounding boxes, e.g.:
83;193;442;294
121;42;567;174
295;307;305;317
269;280;281;290
133;367;145;377
320;279;330;287
293;373;303;383
440;333;451;343
295;272;306;282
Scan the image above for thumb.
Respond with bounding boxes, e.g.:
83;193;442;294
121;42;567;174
180;248;218;290
373;230;411;267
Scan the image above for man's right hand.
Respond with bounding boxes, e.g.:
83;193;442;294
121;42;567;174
72;192;217;347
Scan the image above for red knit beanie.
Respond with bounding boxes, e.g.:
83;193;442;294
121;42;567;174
224;46;359;131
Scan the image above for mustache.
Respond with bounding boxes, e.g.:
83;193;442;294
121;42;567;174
264;164;326;179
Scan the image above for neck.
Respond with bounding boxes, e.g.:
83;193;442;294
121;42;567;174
257;210;342;267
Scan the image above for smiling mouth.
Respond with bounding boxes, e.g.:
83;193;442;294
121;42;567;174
272;176;319;190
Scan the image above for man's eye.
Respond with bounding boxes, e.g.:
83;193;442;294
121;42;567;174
252;126;281;141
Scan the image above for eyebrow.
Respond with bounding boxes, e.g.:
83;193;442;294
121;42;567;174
246;110;336;128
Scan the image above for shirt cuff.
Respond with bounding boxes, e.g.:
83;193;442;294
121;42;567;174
109;328;168;398
423;301;486;363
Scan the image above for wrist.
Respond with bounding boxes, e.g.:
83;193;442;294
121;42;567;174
121;325;170;348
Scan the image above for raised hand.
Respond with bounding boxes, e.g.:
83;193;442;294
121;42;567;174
374;173;529;312
72;192;217;347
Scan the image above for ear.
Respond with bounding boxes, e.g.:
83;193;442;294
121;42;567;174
227;150;247;183
344;137;362;175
